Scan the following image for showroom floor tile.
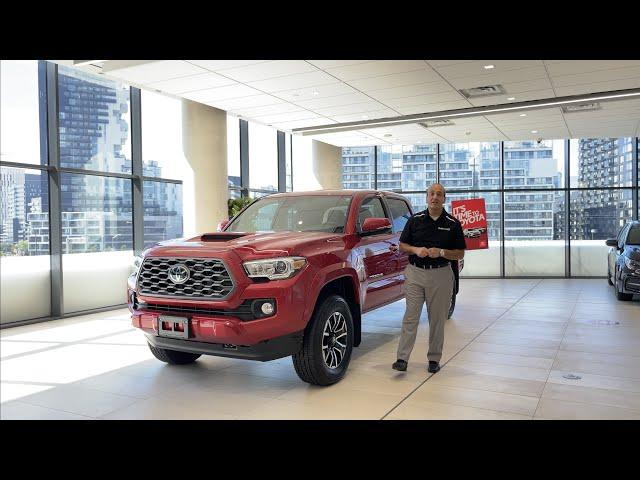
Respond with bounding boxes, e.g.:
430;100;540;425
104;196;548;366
2;279;639;420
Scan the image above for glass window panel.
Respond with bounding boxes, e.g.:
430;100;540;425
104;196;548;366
377;145;403;191
0;60;47;166
400;144;437;193
60;173;132;253
386;197;412;233
141;90;189;180
61;173;133;313
504;139;564;189
570;137;634;188
570;189;633;276
285;133;292;192
143;181;183;249
445;192;501;276
248;121;277;191
439;142;500;191
505;190;565;276
227;115;240;188
341;146;375;190
1;167;50;323
58;65;131;173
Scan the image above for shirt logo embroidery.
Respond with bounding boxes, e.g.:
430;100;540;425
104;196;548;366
438;227;450;231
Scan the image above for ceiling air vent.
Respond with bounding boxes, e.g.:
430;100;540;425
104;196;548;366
562;102;602;113
459;84;507;98
418;119;455;129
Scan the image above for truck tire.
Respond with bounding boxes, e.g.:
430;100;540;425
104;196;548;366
148;343;201;365
292;295;354;386
614;271;633;301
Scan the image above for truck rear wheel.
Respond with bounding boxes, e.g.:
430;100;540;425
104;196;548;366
148;343;201;365
292;295;353;386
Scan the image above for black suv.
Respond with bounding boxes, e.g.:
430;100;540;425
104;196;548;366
606;221;640;301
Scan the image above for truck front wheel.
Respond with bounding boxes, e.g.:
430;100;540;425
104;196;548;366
148;343;201;365
292;295;354;386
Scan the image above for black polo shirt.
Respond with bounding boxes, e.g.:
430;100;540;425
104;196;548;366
399;208;467;268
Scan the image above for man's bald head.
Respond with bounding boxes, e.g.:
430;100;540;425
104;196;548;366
427;183;446;213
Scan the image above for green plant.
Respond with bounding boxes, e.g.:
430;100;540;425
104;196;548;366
228;197;253;219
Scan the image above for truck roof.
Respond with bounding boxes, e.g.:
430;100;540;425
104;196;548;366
261;189;409;199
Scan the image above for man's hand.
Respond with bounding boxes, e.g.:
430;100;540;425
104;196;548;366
427;247;441;258
414;247;429;258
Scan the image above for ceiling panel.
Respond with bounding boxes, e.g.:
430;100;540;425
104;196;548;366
426;60;475;68
313;101;395;117
211;94;285;111
384;91;468;109
366;81;458;101
551;66;640;88
252;110;323;124
306;60;372;69
271;117;337;130
274;83;359;102
246;71;339;93
432;60;544;79
147;72;236;94
187;60;269;71
544;60;640;77
466;89;556;107
323;60;429;82
443;66;550;90
394;100;473;115
329;108;402;123
182;84;265;103
554;77;640;96
230;102;305;118
104;60;208;84
293;92;375;110
344;67;443;91
216;60;318;83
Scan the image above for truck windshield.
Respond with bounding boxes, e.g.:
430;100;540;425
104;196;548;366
628;225;640;245
227;195;352;233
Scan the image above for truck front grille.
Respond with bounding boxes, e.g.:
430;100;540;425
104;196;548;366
137;257;234;299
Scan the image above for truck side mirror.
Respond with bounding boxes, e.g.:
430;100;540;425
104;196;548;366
217;219;230;232
605;238;618;247
361;217;392;235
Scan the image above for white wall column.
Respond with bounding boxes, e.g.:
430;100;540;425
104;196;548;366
292;137;342;190
181;100;228;236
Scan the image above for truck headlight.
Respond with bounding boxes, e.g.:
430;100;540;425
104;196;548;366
132;254;144;275
243;257;307;280
624;257;640;271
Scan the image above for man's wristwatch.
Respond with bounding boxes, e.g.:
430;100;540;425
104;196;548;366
439;248;445;258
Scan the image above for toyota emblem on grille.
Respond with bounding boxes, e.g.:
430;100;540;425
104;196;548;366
168;264;190;284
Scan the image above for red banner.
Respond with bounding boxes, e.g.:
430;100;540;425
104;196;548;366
451;198;488;250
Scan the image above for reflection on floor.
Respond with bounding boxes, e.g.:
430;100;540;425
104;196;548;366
2;279;640;420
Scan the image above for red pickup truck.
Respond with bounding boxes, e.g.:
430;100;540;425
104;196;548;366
127;190;459;386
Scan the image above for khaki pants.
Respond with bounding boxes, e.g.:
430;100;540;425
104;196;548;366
397;263;454;363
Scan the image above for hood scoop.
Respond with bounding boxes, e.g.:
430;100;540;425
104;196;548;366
200;233;248;242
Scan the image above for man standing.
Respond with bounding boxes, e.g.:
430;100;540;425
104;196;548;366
392;183;466;374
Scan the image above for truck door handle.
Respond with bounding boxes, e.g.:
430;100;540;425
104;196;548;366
389;244;399;252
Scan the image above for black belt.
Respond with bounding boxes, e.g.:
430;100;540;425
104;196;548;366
410;262;449;270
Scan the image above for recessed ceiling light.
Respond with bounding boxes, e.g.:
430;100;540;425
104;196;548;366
531;130;538;134
361;115;369;119
484;64;495;70
507;97;515;101
416;141;422;144
312;91;320;96
520;113;527;117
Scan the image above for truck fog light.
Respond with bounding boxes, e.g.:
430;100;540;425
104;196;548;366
261;302;275;315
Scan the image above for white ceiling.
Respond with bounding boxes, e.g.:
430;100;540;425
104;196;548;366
55;60;640;146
